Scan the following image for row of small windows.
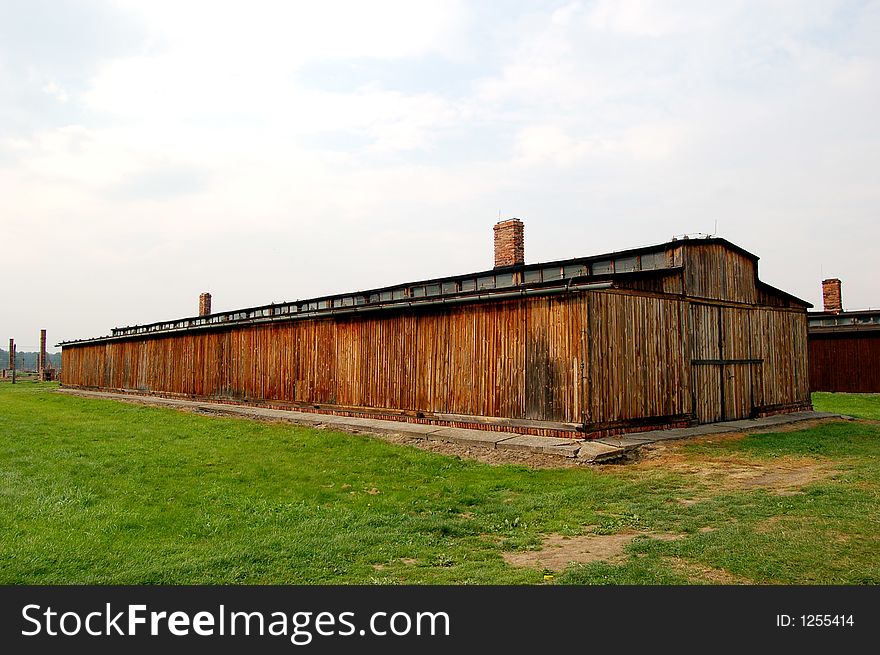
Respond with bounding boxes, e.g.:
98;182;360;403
810;316;880;327
112;251;669;336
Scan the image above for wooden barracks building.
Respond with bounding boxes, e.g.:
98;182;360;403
60;221;812;439
808;278;880;393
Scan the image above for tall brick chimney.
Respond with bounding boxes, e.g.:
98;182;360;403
494;218;524;268
199;292;212;317
822;279;842;314
39;329;47;373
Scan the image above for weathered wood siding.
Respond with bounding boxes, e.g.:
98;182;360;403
689;303;809;422
809;332;880;393
690;303;722;423
684;244;758;304
750;308;810;407
63;291;696;427
587;293;690;425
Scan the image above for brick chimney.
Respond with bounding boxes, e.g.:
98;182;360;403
199;292;212;317
493;218;524;268
822;279;842;314
39;329;46;372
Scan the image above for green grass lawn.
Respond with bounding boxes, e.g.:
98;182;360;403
1;383;879;584
813;391;880;420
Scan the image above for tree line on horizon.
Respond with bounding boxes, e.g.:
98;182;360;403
0;349;62;371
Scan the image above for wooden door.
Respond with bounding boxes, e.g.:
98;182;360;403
720;307;755;420
690;304;762;423
690;304;722;423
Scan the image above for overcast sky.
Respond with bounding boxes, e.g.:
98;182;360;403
2;0;878;352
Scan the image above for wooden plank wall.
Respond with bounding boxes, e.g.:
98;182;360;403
750;308;810;407
690;303;722;423
62;291;692;426
809;332;880;393
62;287;810;427
587;293;690;424
685;244;758;304
689;303;809;422
721;306;754;420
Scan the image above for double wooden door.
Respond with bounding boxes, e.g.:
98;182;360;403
690;304;763;423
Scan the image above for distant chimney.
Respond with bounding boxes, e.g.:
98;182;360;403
39;329;46;372
199;292;212;317
494;218;524;268
822;279;842;314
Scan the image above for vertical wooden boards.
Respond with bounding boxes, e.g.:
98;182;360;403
784;310;810;405
588;293;689;425
524;296;584;422
750;309;809;407
334;318;359;407
684;243;758;304
550;295;584;423
690;303;722;423
423;300;526;419
809;332;880;392
60;288;806;427
660;298;690;417
446;305;477;416
687;303;808;423
525;297;552;420
492;300;526;420
62;295;582;422
720;306;753;420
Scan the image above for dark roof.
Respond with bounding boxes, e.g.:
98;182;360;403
58;237;800;347
758;281;813;308
809;309;880;318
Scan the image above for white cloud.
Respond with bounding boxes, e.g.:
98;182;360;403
41;81;69;103
106;0;468;68
3;0;880;344
585;0;723;37
514;125;592;165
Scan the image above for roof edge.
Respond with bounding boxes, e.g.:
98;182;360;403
756;280;812;308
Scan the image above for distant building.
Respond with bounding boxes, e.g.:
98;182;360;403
808;279;880;393
60;222;811;439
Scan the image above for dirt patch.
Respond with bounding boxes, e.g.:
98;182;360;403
629;439;837;495
755;515;785;533
377;434;583;469
503;531;683;571
662;557;753;584
755;516;852;544
372;557;419;571
747;418;845;434
729;466;829;494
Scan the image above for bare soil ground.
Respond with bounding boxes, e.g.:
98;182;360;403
376;433;583;469
660;557;752;584
627;433;838;495
503;531;683;570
